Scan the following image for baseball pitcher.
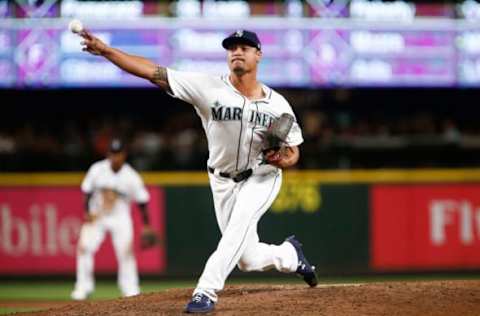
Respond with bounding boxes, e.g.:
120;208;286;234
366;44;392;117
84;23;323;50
78;29;317;313
71;139;156;300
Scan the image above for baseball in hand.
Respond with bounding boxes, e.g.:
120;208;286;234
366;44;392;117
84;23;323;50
69;19;83;34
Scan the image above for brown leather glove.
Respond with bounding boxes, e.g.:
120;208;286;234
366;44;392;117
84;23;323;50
140;227;160;249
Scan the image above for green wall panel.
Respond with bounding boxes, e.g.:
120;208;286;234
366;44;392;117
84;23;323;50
165;186;219;275
263;182;370;273
165;182;370;276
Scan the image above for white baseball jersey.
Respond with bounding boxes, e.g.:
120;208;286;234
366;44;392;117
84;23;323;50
167;68;304;303
73;159;148;299
81;159;149;216
167;69;304;172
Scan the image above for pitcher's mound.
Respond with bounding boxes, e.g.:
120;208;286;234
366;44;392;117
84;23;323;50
25;280;480;315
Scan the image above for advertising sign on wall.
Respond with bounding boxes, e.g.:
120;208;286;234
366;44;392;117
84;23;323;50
371;185;480;270
0;186;165;274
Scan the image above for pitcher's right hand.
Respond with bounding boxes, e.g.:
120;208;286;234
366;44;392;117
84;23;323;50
80;30;109;56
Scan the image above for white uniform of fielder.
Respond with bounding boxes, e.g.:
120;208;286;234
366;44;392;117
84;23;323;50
71;158;149;300
167;69;304;301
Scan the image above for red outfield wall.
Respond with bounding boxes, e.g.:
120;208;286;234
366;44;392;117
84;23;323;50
0;186;166;274
371;185;480;270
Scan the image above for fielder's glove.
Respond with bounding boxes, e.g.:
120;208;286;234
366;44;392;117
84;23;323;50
262;113;294;162
140;227;159;249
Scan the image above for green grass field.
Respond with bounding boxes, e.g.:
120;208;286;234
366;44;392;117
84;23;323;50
1;274;479;315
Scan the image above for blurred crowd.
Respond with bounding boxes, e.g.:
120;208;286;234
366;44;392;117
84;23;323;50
299;109;480;168
2;104;480;171
0;110;208;171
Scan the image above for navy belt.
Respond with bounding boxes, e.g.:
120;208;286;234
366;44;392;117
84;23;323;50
208;167;253;183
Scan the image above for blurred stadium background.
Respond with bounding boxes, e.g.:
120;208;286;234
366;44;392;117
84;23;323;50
2;0;480;313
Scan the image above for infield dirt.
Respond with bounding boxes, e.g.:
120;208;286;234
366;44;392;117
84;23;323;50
17;280;480;315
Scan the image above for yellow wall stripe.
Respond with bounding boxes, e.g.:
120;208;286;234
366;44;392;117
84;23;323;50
282;169;480;184
1;169;480;186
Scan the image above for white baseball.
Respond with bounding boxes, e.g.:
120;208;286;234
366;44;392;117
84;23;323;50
69;19;83;34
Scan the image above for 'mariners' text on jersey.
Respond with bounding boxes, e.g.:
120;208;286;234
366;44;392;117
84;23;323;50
211;105;275;128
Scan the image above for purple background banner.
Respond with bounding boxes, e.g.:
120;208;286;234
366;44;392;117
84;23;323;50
0;18;477;88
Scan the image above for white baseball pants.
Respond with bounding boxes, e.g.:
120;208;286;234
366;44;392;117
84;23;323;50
194;168;298;301
73;211;140;297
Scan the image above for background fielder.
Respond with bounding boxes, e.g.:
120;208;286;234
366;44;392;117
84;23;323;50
71;138;153;300
78;28;317;313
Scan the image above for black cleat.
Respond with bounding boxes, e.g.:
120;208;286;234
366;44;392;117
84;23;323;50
185;293;215;313
286;235;318;287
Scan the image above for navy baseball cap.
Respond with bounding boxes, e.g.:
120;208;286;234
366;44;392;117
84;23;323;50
222;30;261;51
109;138;126;153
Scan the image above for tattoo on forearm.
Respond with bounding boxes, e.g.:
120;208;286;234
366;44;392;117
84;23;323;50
152;65;165;81
152;65;171;91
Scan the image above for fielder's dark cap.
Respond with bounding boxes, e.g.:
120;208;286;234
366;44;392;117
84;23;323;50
222;30;261;51
108;138;126;153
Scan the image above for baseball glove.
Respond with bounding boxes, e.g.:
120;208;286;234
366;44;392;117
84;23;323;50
262;113;294;158
140;228;160;249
